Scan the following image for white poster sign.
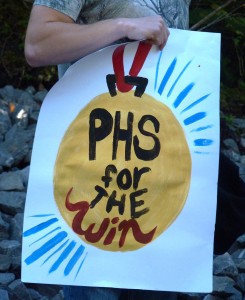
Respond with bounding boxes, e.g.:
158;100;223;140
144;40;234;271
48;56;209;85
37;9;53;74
22;29;221;293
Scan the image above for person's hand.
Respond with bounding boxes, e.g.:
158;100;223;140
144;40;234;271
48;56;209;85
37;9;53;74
121;15;170;49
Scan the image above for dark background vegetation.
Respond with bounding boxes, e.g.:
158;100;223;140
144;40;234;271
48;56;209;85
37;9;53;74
0;0;244;116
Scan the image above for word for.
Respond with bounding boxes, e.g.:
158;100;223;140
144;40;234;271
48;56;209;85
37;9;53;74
90;164;151;219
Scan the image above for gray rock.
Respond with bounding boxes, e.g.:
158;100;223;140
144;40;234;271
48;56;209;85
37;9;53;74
223;138;240;153
0;85;16;102
0;255;11;271
203;295;223;300
11;255;21;271
0;288;9;300
25;86;36;95
213;252;238;278
237;260;245;272
0;240;21;257
212;275;235;294
0;272;15;285
8;279;32;300
27;288;44;300
232;118;245;130
0;192;26;215
34;90;48;103
0;213;9;240
17;166;30;187
0;108;12;137
0;171;24;191
236;273;245;293
0;149;14;168
10;213;24;242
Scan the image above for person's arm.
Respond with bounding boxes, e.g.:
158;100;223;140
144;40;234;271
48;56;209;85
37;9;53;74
25;5;169;67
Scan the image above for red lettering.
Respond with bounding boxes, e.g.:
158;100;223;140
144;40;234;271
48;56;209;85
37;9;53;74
65;188;157;248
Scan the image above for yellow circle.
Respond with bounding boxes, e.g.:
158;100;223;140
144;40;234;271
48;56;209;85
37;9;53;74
54;91;191;251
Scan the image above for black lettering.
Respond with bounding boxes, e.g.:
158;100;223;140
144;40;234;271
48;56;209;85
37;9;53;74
89;108;113;160
133;115;160;161
113;111;133;161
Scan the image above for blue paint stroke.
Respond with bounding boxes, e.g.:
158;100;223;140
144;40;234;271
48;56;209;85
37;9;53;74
29;214;55;218
181;93;210;114
75;252;88;279
194;151;210;155
49;241;76;273
167;60;192;98
64;245;85;276
25;231;68;265
29;227;61;246
23;218;58;237
184;112;206;126
158;57;177;95
42;239;69;265
191;125;213;132
173;82;195;108
194;139;213;146
154;51;163;91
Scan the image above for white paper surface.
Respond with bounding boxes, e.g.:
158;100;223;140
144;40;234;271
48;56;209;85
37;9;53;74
22;29;221;293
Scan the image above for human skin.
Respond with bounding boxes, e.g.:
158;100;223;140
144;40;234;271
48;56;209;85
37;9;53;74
25;6;170;67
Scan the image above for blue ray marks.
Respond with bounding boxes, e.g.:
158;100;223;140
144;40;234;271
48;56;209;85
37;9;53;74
167;60;192;98
64;245;85;276
184;112;207;126
194;139;213;146
75;253;88;279
29;214;55;218
155;51;163;91
181;93;210;114
191;125;213;132
29;227;61;246
42;239;69;265
25;231;68;265
23;218;59;237
49;241;76;273
158;57;177;95
173;82;195;108
194;151;210;155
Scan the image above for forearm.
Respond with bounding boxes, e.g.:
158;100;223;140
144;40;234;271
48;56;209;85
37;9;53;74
25;19;126;67
25;6;169;67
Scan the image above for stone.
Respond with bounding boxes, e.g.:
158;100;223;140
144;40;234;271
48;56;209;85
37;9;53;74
0;272;15;285
10;213;24;242
0;108;12;137
213;252;238;278
0;171;24;191
212;275;235;294
233;118;245;130
0;240;21;256
223;138;240;153
17;166;30;187
11;255;21;271
34;90;48;103
0;192;26;215
236;273;245;292
0;289;9;300
0;255;11;271
0;213;10;240
8;279;32;300
203;295;223;300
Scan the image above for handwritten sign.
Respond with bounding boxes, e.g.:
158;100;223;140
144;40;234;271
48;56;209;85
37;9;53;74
22;29;221;293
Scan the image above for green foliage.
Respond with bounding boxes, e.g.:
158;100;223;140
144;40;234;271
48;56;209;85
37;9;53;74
0;0;57;89
190;0;245;116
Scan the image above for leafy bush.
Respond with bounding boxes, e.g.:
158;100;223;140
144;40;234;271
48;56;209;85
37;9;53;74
190;0;245;116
